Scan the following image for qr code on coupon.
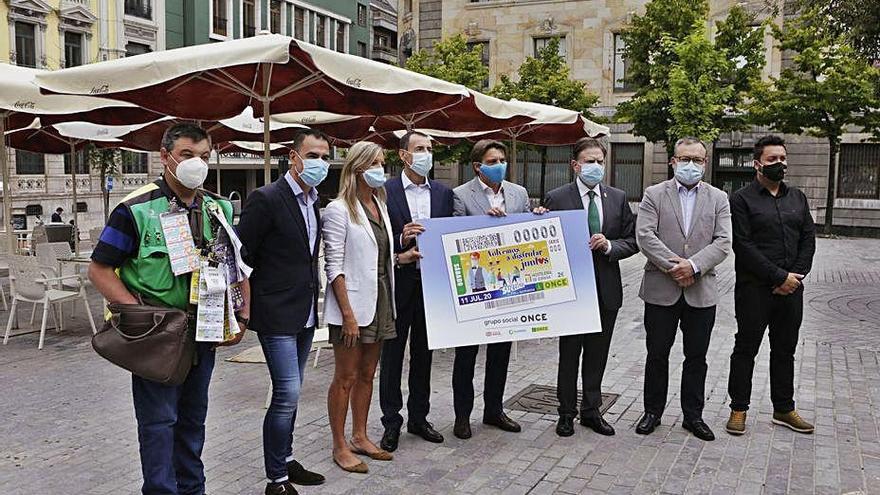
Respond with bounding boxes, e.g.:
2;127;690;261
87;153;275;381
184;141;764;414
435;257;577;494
455;233;503;253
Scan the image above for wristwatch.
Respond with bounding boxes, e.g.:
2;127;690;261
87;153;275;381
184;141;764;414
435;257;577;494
234;312;250;328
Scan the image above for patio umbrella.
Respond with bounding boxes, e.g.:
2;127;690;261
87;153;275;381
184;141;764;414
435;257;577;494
1;63;158;254
36;34;470;183
5;120;155;254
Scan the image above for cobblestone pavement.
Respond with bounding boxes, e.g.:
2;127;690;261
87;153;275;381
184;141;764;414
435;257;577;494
2;237;880;495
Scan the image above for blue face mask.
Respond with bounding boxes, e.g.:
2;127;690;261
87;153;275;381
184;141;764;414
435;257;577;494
479;162;507;185
578;161;605;187
296;153;329;188
409;152;433;177
362;167;387;188
674;160;704;186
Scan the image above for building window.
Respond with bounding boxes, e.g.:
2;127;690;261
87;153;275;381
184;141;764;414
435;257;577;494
63;150;89;175
466;40;490;89
533;36;566;58
212;0;229;37
357;4;367;26
838;144;880;199
336;22;346;53
15;22;37;67
126;42;151;57
294;7;305;40
357;41;367;57
270;0;282;33
16;151;45;175
76;202;88;213
124;0;153;20
64;32;83;68
610;143;644;201
614;33;631;91
243;0;257;37
315;15;326;47
121;150;149;174
713;148;754;196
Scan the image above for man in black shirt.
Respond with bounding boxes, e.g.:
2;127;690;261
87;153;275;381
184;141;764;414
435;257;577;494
726;135;816;436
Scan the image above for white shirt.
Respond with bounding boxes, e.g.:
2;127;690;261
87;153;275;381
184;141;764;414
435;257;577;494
675;180;701;275
479;178;505;212
402;171;431;221
577;177;612;255
285;171;319;327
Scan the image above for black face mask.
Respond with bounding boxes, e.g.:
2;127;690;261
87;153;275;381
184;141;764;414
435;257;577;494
760;161;787;182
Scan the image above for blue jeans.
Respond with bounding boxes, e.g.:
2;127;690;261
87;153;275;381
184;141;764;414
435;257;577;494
259;328;315;481
132;343;216;495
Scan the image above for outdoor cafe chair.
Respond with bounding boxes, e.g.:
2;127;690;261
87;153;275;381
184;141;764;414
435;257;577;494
3;256;97;350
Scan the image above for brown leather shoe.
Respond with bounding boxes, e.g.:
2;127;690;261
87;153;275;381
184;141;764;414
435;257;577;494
333;456;368;474
726;411;746;436
482;412;521;432
772;410;814;433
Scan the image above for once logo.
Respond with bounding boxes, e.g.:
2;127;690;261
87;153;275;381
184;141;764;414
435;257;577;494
484;330;501;337
520;313;548;323
299;116;317;124
89;84;110;94
345;77;363;88
13;100;36;110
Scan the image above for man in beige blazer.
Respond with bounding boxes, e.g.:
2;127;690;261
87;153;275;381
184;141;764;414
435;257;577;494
635;137;732;441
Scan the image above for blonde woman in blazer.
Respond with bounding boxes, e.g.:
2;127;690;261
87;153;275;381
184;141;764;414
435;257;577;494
323;141;419;473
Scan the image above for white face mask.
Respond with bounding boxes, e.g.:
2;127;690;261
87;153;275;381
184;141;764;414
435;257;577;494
167;155;209;190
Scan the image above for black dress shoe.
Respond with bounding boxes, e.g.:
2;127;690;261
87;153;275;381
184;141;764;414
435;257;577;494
636;413;661;435
682;419;715;441
407;421;444;443
453;418;472;439
556;415;575;437
580;414;615;436
380;426;401;452
482;412;522;433
286;460;325;486
266;481;298;495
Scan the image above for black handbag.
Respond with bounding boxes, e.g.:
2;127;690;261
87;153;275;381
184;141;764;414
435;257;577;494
92;302;194;386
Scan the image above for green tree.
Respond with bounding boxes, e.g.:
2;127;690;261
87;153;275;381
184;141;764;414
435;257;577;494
749;7;880;232
617;0;764;157
491;37;599;196
801;0;880;61
403;34;489;166
88;145;121;223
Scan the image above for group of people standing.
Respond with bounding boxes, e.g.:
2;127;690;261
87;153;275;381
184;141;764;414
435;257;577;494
88;121;816;495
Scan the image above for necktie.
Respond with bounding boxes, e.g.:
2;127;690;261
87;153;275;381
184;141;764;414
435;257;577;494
587;190;600;235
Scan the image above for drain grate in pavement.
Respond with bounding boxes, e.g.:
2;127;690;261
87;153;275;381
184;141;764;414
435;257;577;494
503;384;619;416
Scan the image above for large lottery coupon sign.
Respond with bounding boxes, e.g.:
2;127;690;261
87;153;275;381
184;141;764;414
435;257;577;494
418;211;601;349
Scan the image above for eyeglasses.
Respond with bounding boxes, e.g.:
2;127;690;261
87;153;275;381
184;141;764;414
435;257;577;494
673;156;707;165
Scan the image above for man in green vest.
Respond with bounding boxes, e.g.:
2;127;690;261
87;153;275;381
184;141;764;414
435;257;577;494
89;123;248;495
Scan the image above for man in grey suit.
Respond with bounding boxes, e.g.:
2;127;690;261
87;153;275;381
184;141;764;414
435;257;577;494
450;139;542;440
635;137;732;441
544;137;639;437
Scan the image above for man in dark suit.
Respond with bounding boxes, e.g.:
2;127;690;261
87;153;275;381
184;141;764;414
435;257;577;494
237;129;329;495
544;137;639;437
379;131;454;452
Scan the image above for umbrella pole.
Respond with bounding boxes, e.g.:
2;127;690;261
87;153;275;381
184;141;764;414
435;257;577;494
69;141;79;255
262;97;271;185
0;116;15;255
215;147;222;194
262;63;272;185
511;137;518;183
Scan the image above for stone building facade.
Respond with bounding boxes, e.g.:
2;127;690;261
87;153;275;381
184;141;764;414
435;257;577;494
400;0;880;234
1;0;166;235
